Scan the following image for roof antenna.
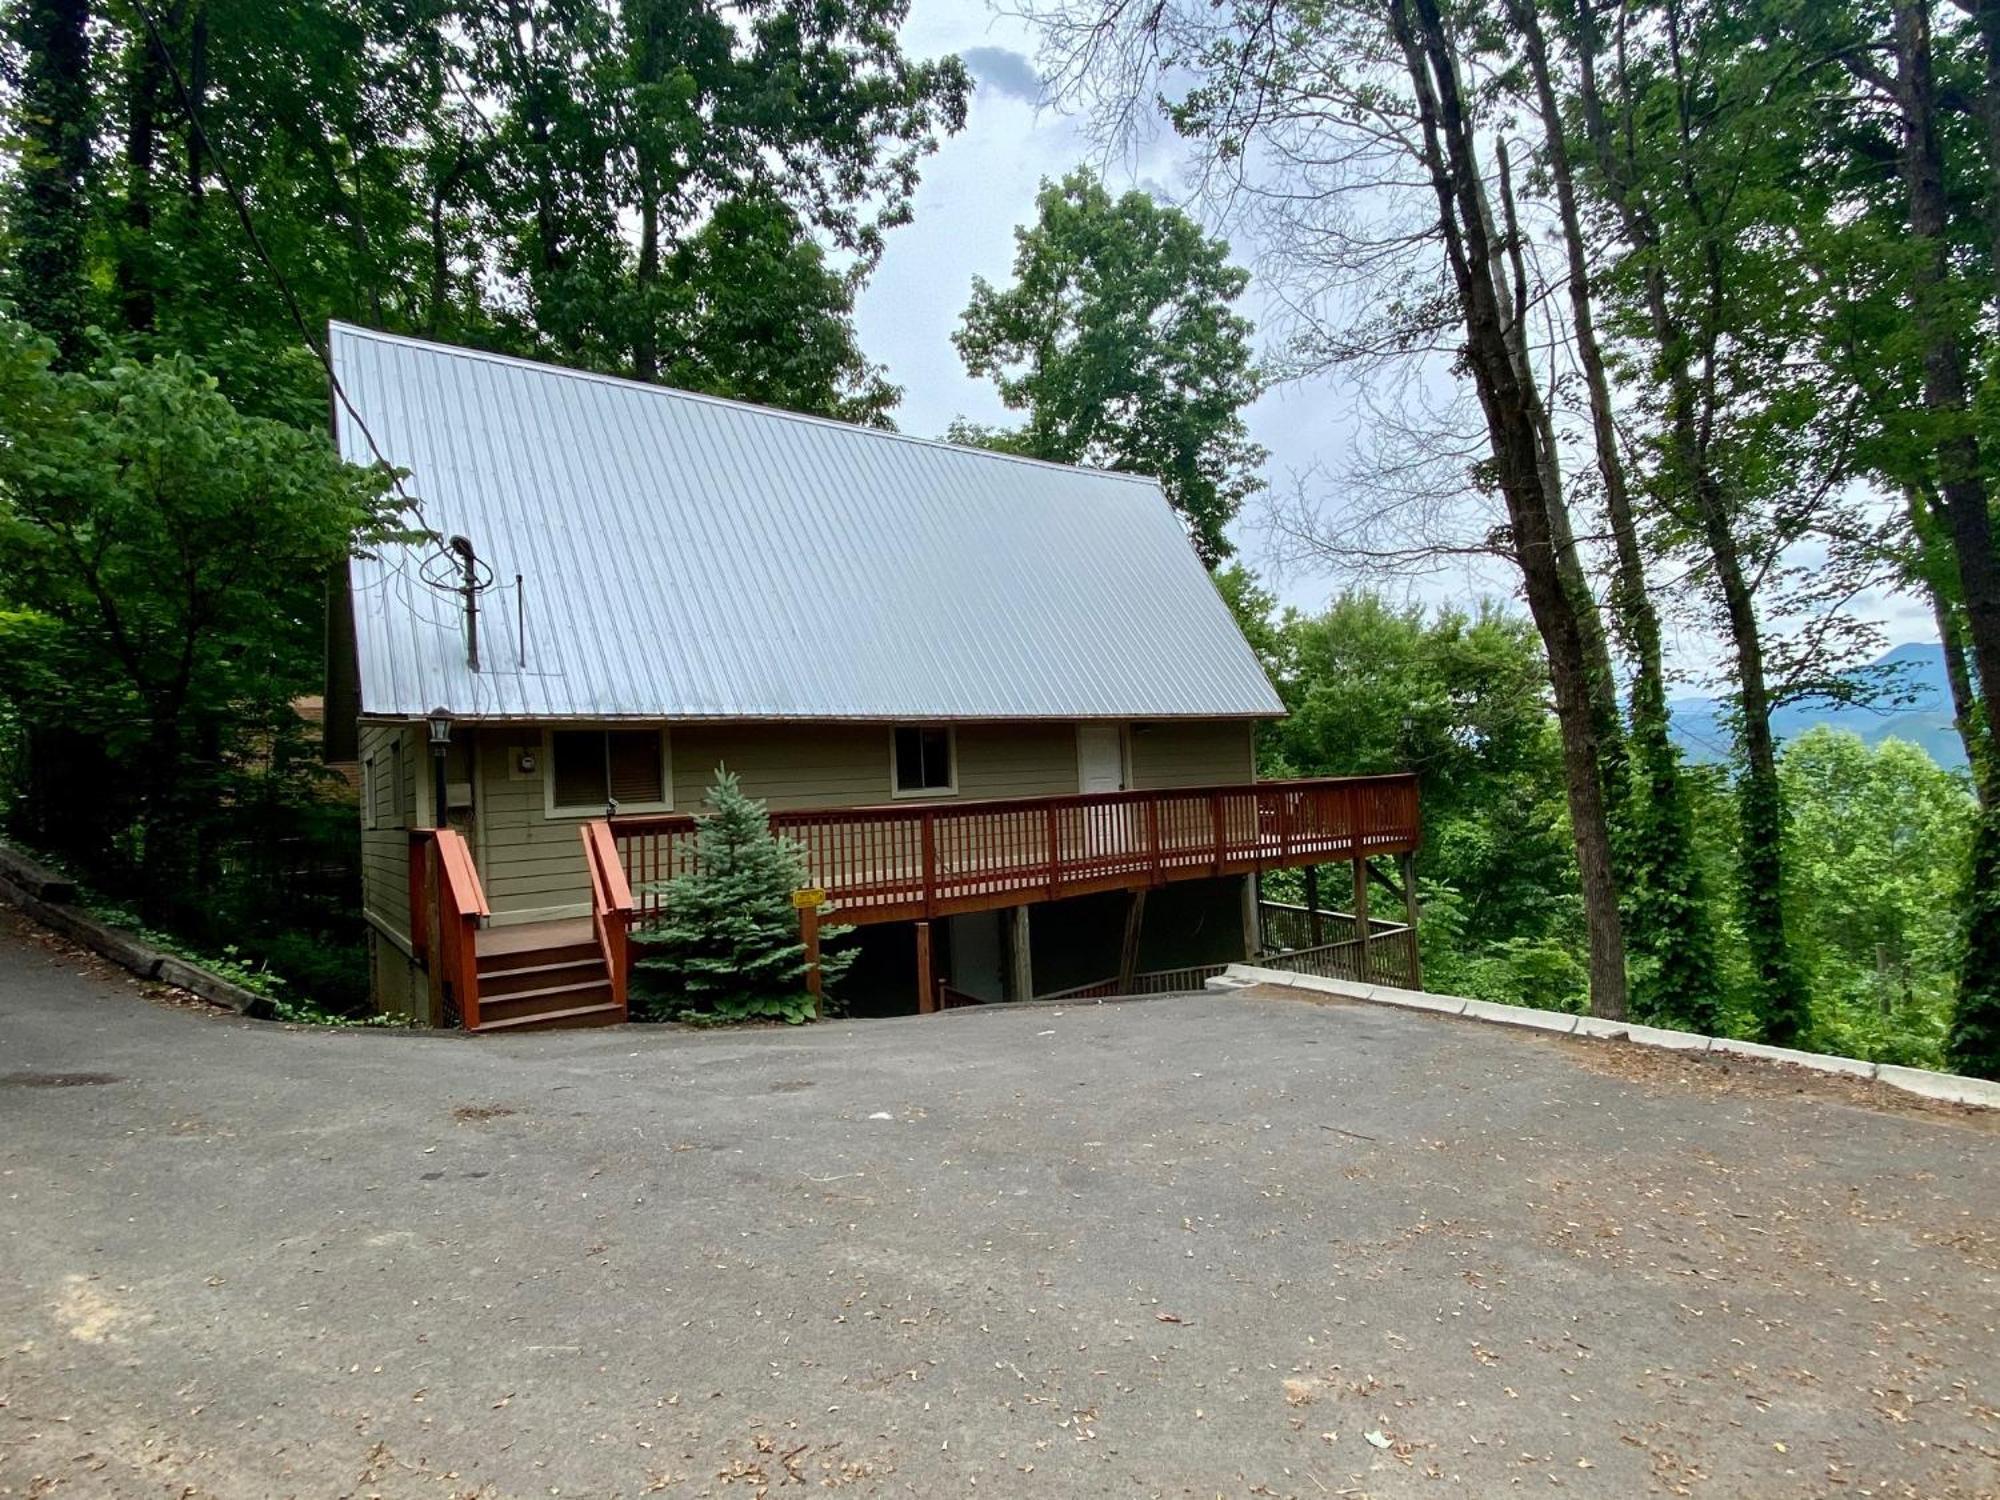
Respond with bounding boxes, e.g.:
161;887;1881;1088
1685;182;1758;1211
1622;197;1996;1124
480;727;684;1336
449;535;480;672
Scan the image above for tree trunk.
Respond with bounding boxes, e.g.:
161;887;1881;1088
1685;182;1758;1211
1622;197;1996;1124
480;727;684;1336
185;1;207;215
1906;483;1994;806
9;0;94;363
1897;0;2000;1078
1513;0;1721;1030
120;24;159;332
1397;0;1628;1020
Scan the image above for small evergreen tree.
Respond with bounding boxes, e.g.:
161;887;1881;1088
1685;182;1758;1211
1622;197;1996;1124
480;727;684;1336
634;770;851;1024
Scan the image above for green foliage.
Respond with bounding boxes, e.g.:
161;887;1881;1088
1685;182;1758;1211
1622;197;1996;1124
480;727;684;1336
634;770;852;1024
651;194;899;425
1948;809;2000;1079
0;319;401;921
1779;729;1975;1067
1251;588;1589;1001
952;169;1264;565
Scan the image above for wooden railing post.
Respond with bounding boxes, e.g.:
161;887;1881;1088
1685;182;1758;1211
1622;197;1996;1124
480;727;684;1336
919;809;937;919
1045;805;1060;899
1145;798;1162;884
1210;791;1225;875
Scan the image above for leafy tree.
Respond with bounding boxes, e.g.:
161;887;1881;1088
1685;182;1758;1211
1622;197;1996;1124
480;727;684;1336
0;320;401;916
952;169;1264;565
1780;729;1974;1067
1246;588;1588;1009
634;770;853;1024
653;193;899;425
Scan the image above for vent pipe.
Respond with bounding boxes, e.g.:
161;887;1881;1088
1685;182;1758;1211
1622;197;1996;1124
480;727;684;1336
448;534;480;672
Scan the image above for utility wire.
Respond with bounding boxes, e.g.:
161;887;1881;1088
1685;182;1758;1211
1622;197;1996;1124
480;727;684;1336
130;0;483;602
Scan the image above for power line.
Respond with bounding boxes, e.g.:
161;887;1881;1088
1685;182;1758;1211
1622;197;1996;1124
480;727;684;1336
129;0;483;603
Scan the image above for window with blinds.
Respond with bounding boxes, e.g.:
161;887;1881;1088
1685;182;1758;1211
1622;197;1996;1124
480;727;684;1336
548;729;667;813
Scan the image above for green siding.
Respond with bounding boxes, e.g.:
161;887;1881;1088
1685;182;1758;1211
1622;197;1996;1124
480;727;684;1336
1128;720;1255;789
463;719;1260;923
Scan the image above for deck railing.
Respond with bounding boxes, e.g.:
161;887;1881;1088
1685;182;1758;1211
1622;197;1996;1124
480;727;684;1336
580;821;634;1013
611;774;1418;929
409;827;490;1028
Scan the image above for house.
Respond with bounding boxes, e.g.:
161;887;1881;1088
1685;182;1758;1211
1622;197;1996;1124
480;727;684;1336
323;323;1421;1030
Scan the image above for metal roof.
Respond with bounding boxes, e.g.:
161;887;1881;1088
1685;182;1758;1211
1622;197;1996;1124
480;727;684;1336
331;323;1285;722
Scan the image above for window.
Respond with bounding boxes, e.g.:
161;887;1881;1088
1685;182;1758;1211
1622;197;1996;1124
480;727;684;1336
362;755;378;830
891;725;955;797
547;728;669;814
386;738;405;829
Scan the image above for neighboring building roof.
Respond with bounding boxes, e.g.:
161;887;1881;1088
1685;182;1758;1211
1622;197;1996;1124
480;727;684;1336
330;323;1284;722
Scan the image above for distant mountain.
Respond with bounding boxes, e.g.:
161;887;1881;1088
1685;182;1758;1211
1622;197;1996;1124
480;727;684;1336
1668;642;1969;771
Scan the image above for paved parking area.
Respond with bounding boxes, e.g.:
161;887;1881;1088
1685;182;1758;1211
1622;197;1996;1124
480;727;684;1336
1;907;1996;1498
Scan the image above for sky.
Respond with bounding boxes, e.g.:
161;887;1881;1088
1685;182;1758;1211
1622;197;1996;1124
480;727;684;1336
851;0;1941;689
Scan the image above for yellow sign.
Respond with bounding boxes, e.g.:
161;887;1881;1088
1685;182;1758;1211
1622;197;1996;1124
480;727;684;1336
791;887;826;910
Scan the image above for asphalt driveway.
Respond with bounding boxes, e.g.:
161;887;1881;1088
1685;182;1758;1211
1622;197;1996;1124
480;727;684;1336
1;907;1995;1499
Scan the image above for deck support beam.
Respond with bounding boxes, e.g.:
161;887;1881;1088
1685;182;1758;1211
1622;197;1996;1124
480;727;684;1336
1006;905;1034;1002
800;903;823;1019
1352;856;1371;982
1241;874;1261;958
1117;889;1147;992
1304;866;1323;946
1398;849;1422;990
915;920;936;1014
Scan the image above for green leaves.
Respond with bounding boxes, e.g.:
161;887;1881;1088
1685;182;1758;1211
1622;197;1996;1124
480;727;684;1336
952;169;1265;565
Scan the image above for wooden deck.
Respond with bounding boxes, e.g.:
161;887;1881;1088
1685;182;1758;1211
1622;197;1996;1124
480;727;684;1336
610;774;1419;927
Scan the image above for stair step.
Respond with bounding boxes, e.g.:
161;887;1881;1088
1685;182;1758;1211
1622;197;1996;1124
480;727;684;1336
476;980;613;1024
479;958;605;997
479;941;599;974
474;1001;626;1033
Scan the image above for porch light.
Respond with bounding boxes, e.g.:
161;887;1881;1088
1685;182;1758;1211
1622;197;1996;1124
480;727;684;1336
427;708;452;831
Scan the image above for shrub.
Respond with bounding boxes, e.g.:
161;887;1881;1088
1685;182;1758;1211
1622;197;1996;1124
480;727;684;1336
633;770;851;1024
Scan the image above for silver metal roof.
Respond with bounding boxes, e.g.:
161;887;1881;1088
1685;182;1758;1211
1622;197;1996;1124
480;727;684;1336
331;323;1284;722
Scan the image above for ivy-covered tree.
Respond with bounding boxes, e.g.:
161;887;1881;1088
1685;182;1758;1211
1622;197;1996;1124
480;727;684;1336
635;771;852;1024
952;170;1264;566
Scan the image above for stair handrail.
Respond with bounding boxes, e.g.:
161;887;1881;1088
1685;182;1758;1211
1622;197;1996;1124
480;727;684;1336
418;828;489;1029
581;820;634;1015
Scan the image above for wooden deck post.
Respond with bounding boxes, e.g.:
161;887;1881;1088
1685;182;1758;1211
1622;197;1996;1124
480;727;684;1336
1007;905;1034;1001
1398;849;1422;990
1352;856;1372;984
1241;874;1261;958
1117;889;1147;992
915;920;936;1014
1304;865;1323;946
800;903;823;1019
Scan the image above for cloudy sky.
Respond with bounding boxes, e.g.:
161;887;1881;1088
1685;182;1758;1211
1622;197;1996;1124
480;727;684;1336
851;0;1939;685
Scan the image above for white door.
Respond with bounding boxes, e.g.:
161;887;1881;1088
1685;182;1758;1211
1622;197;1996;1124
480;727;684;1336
1078;724;1126;793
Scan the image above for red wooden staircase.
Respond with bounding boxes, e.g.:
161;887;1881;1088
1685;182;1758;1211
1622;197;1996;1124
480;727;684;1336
409;827;633;1033
472;920;623;1031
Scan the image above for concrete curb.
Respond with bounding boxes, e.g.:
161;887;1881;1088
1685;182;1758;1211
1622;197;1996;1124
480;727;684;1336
0;853;275;1019
1212;964;2000;1110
